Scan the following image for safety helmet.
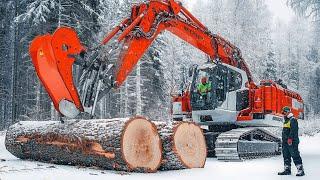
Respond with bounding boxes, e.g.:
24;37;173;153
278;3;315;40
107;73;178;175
282;106;291;113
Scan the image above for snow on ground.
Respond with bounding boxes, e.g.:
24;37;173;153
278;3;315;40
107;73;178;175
0;131;319;180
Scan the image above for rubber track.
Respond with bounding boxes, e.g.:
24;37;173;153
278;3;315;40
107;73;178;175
215;128;281;161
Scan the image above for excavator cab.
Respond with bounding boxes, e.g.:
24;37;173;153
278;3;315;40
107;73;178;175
191;65;216;110
190;63;249;124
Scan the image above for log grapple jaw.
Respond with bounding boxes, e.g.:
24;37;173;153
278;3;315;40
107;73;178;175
29;27;86;118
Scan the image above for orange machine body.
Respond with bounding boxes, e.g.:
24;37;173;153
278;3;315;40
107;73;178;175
250;80;303;119
174;80;304;121
29;27;85;112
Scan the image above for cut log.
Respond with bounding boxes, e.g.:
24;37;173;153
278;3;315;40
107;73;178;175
121;117;162;172
155;121;207;170
5;117;162;172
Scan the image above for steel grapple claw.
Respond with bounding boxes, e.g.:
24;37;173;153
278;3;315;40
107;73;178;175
29;27;86;118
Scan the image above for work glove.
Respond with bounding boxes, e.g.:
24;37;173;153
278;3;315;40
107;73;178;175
287;138;293;146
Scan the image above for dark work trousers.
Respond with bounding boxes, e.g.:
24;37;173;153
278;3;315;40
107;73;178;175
282;141;303;167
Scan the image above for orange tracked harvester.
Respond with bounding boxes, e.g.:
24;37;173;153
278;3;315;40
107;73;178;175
29;0;304;160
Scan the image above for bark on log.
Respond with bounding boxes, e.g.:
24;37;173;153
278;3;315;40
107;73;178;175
5;117;162;172
155;121;207;170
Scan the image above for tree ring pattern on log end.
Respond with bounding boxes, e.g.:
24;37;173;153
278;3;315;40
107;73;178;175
121;117;162;173
173;122;207;168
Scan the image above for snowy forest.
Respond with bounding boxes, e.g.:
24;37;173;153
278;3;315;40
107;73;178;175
0;0;320;130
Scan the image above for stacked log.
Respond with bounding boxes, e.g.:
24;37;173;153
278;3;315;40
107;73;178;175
5;117;207;172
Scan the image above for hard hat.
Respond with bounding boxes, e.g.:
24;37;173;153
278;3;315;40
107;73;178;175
282;106;291;113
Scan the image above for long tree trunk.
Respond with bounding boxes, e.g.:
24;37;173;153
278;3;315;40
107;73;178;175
5;118;207;172
5;117;162;172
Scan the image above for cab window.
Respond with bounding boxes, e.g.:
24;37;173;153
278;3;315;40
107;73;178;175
228;69;242;92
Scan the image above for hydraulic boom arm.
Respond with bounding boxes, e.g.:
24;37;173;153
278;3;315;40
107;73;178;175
29;0;255;118
107;0;253;87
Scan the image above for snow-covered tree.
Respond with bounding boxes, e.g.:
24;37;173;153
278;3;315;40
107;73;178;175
309;66;320;114
262;51;277;80
287;0;320;20
191;0;273;82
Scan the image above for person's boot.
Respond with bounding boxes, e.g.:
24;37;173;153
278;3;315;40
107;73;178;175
296;164;305;177
278;165;291;175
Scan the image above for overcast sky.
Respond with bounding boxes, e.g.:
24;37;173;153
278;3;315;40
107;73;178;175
265;0;294;22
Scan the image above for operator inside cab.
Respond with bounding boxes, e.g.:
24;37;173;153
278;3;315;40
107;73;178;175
197;77;211;98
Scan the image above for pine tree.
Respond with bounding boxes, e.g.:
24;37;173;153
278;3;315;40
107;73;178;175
306;47;319;63
287;0;320;20
262;51;277;80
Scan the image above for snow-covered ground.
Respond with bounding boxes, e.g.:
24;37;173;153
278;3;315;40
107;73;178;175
0;131;319;180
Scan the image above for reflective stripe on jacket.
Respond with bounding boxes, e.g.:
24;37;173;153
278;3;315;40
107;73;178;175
282;115;299;143
283;120;290;128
